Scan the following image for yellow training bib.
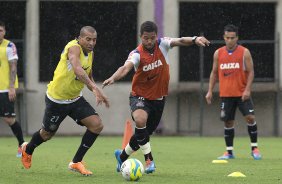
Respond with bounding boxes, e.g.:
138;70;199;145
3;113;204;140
0;39;18;91
47;39;93;100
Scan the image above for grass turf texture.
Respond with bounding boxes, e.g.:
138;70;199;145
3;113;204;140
0;136;281;184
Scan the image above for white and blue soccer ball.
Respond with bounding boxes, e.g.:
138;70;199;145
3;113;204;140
120;158;144;181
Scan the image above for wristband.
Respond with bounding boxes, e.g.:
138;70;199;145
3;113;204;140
192;36;198;44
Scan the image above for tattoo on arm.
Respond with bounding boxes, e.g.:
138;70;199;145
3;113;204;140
9;61;17;88
78;72;92;86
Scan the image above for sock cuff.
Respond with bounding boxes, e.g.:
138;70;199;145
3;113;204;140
86;129;99;136
135;126;148;134
135;126;146;130
251;143;258;147
140;142;151;155
247;121;257;126
10;121;18;128
226;146;234;150
125;144;135;155
224;127;234;130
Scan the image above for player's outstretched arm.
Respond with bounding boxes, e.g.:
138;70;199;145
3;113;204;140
102;61;134;88
170;36;210;47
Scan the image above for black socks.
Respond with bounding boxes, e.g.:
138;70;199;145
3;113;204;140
224;127;234;155
72;130;99;163
26;130;45;155
248;122;258;150
10;121;24;146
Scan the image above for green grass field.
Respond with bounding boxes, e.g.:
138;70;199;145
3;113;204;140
0;136;281;184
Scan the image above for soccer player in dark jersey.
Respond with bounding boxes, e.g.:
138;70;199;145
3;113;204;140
0;21;25;157
20;26;109;176
205;24;262;160
103;21;210;173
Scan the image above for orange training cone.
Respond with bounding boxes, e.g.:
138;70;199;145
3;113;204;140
122;119;133;149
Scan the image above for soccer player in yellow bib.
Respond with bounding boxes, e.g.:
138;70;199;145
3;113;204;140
0;21;25;157
21;26;109;176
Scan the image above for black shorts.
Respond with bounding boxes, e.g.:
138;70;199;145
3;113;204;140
129;95;165;135
220;97;255;122
0;92;16;117
42;95;98;132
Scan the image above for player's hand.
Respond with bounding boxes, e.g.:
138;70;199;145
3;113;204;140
241;90;250;101
93;88;110;108
205;91;213;105
8;87;16;102
102;77;115;89
195;36;210;47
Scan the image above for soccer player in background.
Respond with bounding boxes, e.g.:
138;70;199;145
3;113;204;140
21;26;109;176
103;21;210;173
0;21;25;157
205;24;262;160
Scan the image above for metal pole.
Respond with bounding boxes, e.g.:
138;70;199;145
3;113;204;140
274;33;280;136
176;93;180;133
22;30;28;135
199;38;204;136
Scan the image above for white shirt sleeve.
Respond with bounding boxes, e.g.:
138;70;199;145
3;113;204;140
158;37;172;65
160;37;172;51
126;50;140;71
7;42;18;62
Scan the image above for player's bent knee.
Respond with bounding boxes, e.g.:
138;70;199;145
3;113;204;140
88;119;103;133
134;115;146;122
3;117;15;125
95;121;104;133
224;121;234;128
134;117;147;127
40;129;55;141
245;115;255;124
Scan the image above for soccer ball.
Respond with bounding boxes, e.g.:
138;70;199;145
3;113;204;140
120;158;144;181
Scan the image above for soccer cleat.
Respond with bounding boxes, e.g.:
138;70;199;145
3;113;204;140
68;161;93;176
114;149;122;172
251;148;262;160
16;146;22;158
145;159;156;174
217;152;235;160
21;142;32;169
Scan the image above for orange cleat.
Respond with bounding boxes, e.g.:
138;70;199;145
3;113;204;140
21;142;32;169
68;161;93;176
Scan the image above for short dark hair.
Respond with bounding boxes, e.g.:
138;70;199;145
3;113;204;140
80;26;96;37
140;21;158;35
224;24;238;36
0;21;5;28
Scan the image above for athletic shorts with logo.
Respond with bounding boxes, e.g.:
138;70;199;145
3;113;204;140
42;95;98;132
220;97;254;122
129;94;165;135
0;92;16;117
